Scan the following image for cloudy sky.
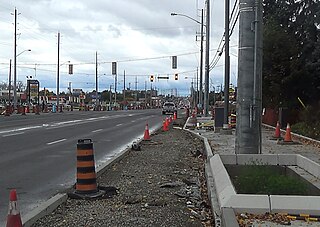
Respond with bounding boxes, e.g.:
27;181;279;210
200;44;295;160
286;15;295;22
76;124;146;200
0;0;238;96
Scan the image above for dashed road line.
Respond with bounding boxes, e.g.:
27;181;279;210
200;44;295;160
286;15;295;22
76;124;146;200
92;129;103;133
2;132;25;137
47;139;67;145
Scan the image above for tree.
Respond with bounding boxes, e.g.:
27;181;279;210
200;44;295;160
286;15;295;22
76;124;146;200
262;0;320;109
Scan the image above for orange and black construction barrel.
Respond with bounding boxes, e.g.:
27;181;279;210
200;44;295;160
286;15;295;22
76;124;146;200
76;139;98;195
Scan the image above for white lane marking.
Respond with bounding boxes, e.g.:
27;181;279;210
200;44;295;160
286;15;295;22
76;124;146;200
2;132;25;137
116;123;123;127
131;120;136;123
47;139;67;145
92;129;103;133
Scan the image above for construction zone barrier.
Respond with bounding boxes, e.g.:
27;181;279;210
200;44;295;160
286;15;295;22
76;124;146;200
21;106;26;116
143;123;151;141
5;105;11;116
173;111;177;120
6;189;22;227
228;114;236;128
75;139;98;195
68;139;117;199
35;105;40;115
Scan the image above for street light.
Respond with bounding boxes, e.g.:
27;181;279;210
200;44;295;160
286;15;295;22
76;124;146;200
13;49;31;110
57;60;70;111
171;10;205;113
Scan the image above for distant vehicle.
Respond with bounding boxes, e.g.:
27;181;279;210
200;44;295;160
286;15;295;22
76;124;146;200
162;102;177;115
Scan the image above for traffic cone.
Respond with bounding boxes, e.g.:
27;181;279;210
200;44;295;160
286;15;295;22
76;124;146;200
173;112;177;120
284;123;293;142
6;189;22;227
163;119;168;131
166;117;170;129
143;123;151;141
273;121;281;139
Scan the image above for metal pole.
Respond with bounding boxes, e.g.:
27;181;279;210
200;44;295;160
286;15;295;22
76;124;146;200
114;73;117;104
199;9;204;112
57;32;60;110
109;85;112;108
204;0;210;116
123;70;126;107
235;0;263;154
95;51;98;109
145;81;147;108
8;59;12;105
253;0;263;153
223;0;230;128
13;8;17;111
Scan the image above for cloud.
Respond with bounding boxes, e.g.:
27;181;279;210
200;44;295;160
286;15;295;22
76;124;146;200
0;0;239;96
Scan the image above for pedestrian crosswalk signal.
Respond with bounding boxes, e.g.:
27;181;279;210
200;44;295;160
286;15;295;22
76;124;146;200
150;75;154;82
174;73;178;80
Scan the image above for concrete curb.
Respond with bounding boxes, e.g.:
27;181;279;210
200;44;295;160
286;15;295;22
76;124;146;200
184;117;222;227
22;193;67;227
21;124;161;227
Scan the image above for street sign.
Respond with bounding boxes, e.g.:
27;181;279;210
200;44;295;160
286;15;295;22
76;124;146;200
158;76;169;79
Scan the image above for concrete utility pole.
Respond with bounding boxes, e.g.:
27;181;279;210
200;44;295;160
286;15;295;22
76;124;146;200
199;9;204;112
13;8;17;110
223;0;230;129
123;70;126;106
236;0;263;154
114;72;117;105
95;51;98;108
204;0;210;116
56;32;60;110
8;59;12;105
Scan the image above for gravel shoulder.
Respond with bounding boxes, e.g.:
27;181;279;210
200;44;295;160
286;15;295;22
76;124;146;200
31;120;214;227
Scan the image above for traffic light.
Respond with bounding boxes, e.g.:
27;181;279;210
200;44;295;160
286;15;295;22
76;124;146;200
68;64;73;74
174;73;178;80
150;75;154;82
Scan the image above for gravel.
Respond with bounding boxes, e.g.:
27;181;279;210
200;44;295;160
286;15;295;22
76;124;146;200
31;119;214;227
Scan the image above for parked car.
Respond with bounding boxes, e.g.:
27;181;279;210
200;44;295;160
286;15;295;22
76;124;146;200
162;102;177;115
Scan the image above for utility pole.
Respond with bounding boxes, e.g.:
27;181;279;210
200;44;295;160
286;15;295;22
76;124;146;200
8;59;12;105
109;85;112;108
236;0;263;154
144;81;147;108
199;9;204;112
13;8;18;111
204;0;210;116
56;32;60;110
114;73;117;105
123;70;126;108
223;0;230;129
95;51;98;109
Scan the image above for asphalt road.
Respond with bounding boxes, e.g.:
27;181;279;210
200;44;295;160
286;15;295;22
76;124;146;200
0;109;164;225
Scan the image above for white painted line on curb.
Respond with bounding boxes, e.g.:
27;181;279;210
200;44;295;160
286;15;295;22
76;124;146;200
47;139;67;145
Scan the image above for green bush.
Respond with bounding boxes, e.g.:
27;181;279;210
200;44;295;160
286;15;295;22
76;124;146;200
291;104;320;140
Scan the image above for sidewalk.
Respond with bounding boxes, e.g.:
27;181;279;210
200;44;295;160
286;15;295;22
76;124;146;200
27;118;214;227
195;119;320;227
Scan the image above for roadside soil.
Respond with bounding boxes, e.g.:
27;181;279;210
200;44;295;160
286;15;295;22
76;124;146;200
31;119;214;227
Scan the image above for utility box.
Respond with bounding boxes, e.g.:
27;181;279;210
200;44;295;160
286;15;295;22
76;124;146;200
214;107;224;131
